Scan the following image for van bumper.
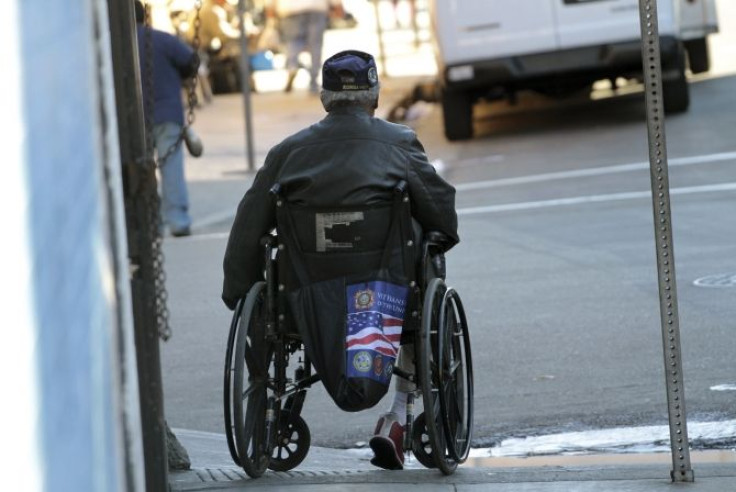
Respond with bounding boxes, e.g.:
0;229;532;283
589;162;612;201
442;36;681;93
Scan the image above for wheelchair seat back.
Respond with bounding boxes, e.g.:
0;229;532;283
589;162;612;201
278;204;408;284
271;182;417;412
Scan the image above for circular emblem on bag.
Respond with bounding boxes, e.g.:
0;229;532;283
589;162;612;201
353;351;372;373
373;355;383;376
354;289;375;310
384;361;393;378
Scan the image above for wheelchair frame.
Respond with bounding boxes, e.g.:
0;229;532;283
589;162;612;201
224;189;474;477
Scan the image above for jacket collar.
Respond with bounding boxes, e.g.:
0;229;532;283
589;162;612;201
326;105;374;118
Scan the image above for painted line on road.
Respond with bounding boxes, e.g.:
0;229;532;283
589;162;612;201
710;384;736;392
455;151;736;192
190;151;736;233
693;273;736;288
173;428;227;441
188;182;736;240
458;182;736;216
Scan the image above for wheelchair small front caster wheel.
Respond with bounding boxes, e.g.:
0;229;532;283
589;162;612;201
411;412;437;469
268;415;311;472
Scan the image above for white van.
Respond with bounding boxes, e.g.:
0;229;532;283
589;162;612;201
428;0;719;140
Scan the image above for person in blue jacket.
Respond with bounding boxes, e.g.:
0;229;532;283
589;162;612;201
135;0;199;237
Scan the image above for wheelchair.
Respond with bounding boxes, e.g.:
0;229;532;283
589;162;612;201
223;181;474;477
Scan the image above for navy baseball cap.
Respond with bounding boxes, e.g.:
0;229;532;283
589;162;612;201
322;50;379;91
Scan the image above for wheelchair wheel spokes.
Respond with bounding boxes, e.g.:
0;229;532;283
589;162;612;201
438;289;474;463
230;282;274;478
419;278;458;475
243;335;262;377
239;391;270;476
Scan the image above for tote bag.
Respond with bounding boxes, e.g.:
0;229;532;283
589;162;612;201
276;187;414;411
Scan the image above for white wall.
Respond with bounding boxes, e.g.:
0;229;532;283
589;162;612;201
1;1;143;490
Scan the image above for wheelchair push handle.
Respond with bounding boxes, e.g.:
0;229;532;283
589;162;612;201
425;231;450;246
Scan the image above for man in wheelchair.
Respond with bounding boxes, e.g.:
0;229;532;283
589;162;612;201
222;50;459;472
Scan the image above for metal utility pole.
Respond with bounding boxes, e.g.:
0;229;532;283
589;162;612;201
372;0;389;77
637;0;693;482
238;0;256;172
107;0;169;489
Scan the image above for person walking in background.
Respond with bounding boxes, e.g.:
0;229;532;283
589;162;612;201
390;0;415;29
191;0;242;50
189;0;260;93
265;0;344;94
135;0;199;237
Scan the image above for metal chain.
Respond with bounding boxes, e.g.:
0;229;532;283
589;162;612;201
142;2;202;341
637;0;693;482
187;0;202;129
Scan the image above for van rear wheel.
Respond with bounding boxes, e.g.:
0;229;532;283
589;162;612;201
663;49;690;114
441;89;473;141
684;38;710;74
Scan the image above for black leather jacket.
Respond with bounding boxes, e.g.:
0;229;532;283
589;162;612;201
222;105;458;309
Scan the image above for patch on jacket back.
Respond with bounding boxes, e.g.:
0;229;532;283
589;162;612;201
315;212;365;252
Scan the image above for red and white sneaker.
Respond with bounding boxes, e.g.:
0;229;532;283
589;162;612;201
369;412;405;470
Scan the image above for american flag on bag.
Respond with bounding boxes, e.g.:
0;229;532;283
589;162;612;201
346;311;402;357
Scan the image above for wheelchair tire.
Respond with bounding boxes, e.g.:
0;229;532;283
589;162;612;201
437;288;474;463
224;297;246;465
230;282;274;478
418;278;458;474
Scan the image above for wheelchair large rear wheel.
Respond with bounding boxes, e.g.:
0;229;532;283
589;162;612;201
418;278;473;474
418;278;454;474
225;282;274;478
224;297;245;465
437;288;474;463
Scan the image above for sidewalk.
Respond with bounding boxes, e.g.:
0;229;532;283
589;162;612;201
168;428;736;491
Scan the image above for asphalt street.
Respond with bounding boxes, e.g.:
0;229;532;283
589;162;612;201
161;74;736;454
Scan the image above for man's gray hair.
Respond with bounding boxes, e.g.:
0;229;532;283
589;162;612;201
320;84;380;112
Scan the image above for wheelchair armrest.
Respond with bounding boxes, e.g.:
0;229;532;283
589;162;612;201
422;232;448;280
424;231;450;248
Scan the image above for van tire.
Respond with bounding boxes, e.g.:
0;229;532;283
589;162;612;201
441;89;473;141
663;50;690;114
684;38;710;74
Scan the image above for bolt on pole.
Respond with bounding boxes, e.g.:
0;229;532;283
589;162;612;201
637;0;694;482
